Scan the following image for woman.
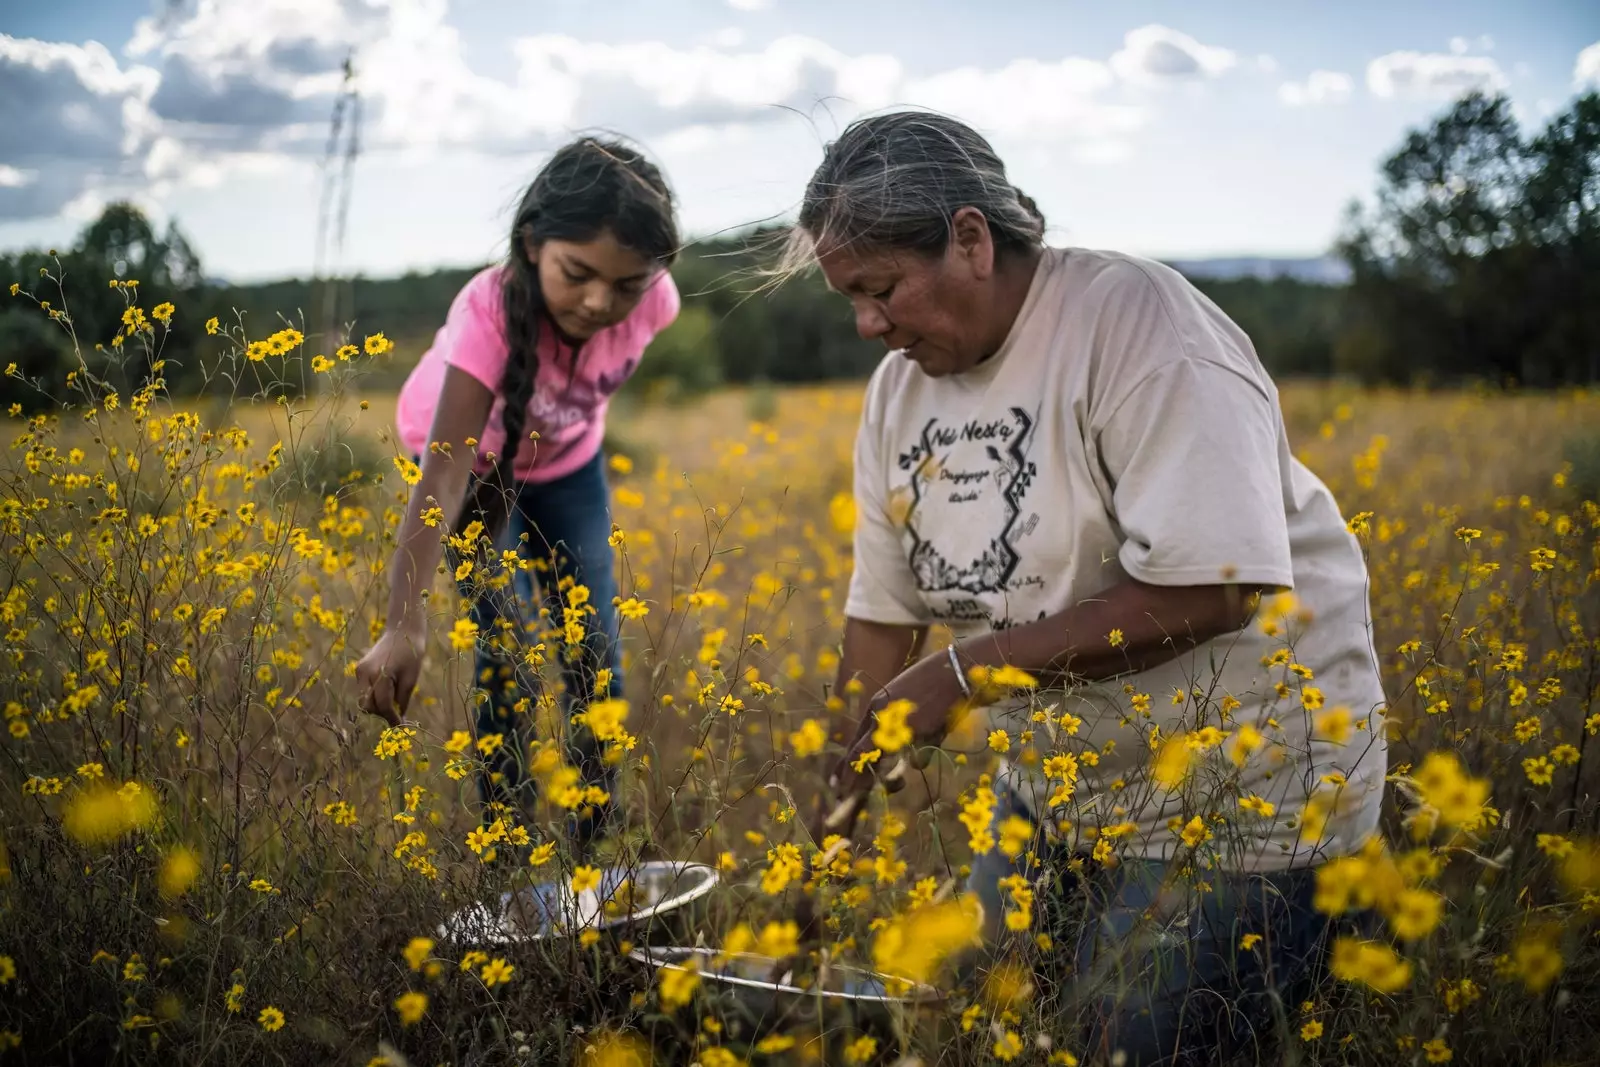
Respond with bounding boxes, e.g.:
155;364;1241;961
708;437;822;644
794;112;1388;1065
355;137;680;848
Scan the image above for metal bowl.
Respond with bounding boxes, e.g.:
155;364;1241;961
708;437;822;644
437;860;719;945
628;945;944;1034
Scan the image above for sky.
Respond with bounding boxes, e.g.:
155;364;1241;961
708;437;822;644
2;1;1597;282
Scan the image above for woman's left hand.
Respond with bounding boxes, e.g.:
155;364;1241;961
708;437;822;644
830;646;970;799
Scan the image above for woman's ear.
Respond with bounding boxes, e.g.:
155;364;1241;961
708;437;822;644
949;206;996;281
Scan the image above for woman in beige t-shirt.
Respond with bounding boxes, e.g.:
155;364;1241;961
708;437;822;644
788;111;1388;1067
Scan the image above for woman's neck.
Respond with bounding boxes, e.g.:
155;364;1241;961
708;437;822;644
977;247;1045;364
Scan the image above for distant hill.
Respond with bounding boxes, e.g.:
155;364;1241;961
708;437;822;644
1165;256;1351;285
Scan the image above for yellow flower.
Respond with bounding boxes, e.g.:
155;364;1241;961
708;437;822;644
1387;888;1444;940
1314;706;1353;745
617;597;649;619
872;699;914;753
160;847;201;898
657;961;699;1010
871;898;982;984
571;865;602;894
1505;925;1562;993
1238;794;1276;818
1239;933;1262;951
1107;629;1125;647
205;316;219;335
1523;756;1554;786
997;815;1033;859
987;729;1011;753
365;332;395;355
258;1006;285;1032
1328;936;1413;994
527;842;556;868
151;302;175;324
1300;1020;1323;1040
480;957;514;986
403;937;434;972
1179;816;1211;848
448;617;479;652
62;782;157;845
790;718;827;758
844;1034;878;1064
755;920;799;958
393;456;422;486
1423;1038;1453;1063
393;991;427;1026
310;355;334;373
1152;733;1193;789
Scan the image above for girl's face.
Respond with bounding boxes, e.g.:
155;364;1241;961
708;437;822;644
527;229;664;341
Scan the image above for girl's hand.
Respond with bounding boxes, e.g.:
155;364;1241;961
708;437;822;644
829;649;968;800
355;625;427;726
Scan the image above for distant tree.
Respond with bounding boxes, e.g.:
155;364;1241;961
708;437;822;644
1338;90;1600;386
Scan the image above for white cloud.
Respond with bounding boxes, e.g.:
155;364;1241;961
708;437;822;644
1366;50;1507;100
904;57;1140;140
1278;70;1353;107
1577;41;1600;89
0;35;160;217
0;2;1196;226
1109;24;1236;84
1448;35;1494;55
726;0;770;10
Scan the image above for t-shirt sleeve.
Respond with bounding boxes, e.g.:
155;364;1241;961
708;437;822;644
1097;357;1295;590
642;270;682;336
844;376;932;627
440;270;510;392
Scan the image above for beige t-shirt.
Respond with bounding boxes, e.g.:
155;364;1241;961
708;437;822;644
846;246;1387;872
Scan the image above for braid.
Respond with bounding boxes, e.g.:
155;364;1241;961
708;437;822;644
467;265;543;541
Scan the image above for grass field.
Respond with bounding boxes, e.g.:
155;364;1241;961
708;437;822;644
0;308;1598;1066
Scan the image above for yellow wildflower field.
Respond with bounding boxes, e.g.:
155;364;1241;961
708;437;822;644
0;287;1597;1065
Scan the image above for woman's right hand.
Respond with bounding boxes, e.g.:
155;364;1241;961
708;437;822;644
355;625;427;726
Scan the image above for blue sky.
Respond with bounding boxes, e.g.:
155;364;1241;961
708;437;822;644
3;1;1597;281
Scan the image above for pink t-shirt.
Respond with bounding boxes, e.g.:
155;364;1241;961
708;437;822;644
395;265;680;483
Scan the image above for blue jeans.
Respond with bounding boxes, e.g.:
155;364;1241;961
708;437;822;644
968;784;1337;1066
449;451;623;846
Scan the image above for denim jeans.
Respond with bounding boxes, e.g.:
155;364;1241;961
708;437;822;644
968;783;1338;1067
448;451;622;847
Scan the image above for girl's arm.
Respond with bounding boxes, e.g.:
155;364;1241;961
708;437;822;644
357;366;495;723
384;367;496;630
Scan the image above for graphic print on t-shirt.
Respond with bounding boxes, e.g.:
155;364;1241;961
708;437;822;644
895;405;1040;624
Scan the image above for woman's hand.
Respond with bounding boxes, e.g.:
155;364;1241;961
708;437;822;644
829;646;969;799
355;624;428;726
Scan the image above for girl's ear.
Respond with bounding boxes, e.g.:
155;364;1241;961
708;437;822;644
517;225;540;263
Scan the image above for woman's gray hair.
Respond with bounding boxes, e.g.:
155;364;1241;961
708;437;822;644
779;110;1046;276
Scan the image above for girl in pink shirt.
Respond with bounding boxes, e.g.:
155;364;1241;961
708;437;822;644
356;137;681;847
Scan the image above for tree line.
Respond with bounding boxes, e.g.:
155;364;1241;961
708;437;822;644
2;90;1595;411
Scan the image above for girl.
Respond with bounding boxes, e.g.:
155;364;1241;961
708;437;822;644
797;112;1387;1066
355;137;681;848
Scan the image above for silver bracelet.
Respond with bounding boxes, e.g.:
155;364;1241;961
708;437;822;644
947;643;974;699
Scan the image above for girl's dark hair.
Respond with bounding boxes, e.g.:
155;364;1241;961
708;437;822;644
468;136;678;539
780;110;1045;275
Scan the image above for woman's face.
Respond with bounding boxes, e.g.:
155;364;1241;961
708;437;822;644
527;229;663;341
815;207;1002;378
